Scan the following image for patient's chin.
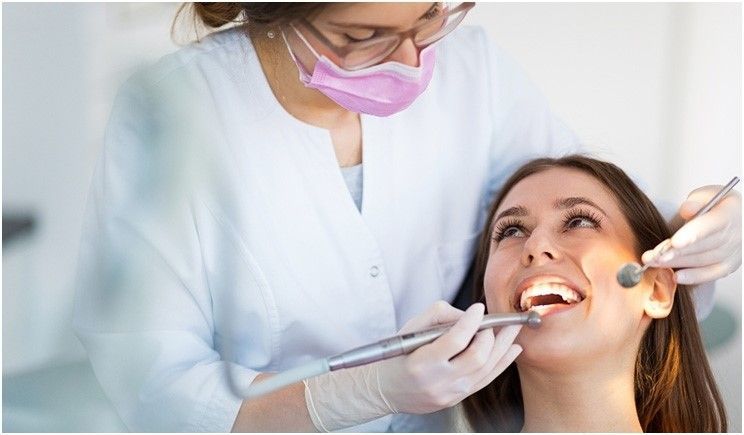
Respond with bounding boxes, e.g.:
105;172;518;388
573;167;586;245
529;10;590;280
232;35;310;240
518;330;640;376
515;329;598;371
519;344;579;367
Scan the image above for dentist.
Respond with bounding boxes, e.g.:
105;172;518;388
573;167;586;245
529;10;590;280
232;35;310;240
73;2;741;432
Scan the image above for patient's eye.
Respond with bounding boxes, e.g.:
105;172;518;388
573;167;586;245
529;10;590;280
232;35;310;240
492;219;528;243
563;208;602;231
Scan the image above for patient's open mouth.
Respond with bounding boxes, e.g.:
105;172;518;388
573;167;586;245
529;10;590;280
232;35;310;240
518;283;585;313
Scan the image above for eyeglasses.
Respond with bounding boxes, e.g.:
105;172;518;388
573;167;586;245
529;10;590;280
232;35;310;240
287;2;475;71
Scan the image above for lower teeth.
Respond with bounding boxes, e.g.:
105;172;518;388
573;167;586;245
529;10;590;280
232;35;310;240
528;302;572;312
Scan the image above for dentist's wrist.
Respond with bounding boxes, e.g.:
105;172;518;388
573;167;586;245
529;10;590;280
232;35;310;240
303;363;396;432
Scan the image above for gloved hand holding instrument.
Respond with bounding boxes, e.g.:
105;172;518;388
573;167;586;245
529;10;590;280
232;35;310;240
230;301;536;431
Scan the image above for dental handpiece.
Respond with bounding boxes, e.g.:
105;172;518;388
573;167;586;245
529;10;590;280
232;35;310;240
617;176;740;288
327;311;541;370
237;311;541;399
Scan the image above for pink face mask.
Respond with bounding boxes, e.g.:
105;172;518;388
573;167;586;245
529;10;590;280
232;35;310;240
281;27;437;117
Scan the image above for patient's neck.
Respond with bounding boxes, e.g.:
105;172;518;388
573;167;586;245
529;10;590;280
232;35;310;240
518;362;642;433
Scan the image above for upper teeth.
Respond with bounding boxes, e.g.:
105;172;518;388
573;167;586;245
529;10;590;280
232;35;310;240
520;283;583;311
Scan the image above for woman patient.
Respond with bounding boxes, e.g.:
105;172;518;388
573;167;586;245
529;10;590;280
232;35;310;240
461;155;726;432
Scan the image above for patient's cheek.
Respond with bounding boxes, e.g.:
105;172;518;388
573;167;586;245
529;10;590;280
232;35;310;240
582;237;635;271
582;243;641;306
483;256;513;313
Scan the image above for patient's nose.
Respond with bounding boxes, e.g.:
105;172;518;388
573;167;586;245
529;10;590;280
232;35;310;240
521;230;560;267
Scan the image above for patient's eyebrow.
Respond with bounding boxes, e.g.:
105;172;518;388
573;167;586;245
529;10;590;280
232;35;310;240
494;205;529;223
554;197;608;216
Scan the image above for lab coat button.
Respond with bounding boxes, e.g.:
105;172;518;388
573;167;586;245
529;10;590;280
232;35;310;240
369;265;380;277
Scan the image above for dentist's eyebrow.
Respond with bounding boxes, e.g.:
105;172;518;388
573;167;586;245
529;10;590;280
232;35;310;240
327;2;439;29
554;197;608;217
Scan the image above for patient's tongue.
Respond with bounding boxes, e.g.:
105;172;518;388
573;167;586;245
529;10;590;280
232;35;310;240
530;294;566;307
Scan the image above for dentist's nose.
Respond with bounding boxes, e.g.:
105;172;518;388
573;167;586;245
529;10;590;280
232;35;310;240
384;37;419;67
521;229;560;267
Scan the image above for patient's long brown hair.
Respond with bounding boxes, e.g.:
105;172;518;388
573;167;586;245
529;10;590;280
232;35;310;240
462;155;727;432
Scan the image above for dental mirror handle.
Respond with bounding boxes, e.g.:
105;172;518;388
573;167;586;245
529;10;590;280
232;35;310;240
640;176;740;273
689;176;740;218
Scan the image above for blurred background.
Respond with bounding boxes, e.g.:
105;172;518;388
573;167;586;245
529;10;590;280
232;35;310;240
3;2;741;432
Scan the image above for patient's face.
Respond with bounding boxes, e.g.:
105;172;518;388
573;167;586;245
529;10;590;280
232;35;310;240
484;167;652;371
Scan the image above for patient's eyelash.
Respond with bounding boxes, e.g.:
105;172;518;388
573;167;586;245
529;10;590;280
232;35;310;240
491;208;601;243
562;208;603;230
492;218;527;242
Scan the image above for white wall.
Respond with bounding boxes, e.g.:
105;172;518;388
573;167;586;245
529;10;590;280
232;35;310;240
465;3;741;197
3;2;99;370
3;2;740;431
3;3;182;373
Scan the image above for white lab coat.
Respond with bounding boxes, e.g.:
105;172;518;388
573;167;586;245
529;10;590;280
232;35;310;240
72;25;711;432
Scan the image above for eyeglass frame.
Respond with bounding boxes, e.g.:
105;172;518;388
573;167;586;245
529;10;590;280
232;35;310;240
284;2;476;71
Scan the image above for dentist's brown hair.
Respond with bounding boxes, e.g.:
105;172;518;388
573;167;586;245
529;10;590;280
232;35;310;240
173;3;328;41
462;155;726;432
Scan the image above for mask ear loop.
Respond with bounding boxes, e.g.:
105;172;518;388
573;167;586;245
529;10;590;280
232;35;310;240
286;23;322;60
281;25;321;78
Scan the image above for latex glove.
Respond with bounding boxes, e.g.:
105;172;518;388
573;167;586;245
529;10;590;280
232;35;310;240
643;184;741;285
303;301;522;431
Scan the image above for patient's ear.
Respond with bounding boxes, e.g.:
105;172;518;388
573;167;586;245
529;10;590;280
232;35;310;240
643;268;677;319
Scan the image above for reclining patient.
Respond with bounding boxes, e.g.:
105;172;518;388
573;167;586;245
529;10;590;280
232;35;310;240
461;155;726;432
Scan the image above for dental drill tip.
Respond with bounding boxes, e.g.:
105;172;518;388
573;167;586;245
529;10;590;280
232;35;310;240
526;311;541;328
617;262;643;288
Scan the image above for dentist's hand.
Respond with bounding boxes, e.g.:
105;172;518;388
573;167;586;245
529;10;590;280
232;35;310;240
303;301;522;431
643;185;741;285
378;301;522;414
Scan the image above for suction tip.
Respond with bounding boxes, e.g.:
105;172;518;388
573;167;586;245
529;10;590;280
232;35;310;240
526;311;541;328
617;262;642;288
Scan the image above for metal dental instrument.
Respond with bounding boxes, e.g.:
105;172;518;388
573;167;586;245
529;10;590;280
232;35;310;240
617;176;740;288
227;310;541;400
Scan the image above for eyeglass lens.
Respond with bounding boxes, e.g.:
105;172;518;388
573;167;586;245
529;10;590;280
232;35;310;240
342;4;471;69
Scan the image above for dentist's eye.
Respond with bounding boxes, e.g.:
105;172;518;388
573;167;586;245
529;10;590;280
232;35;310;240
423;3;444;20
563;208;602;230
492;219;528;242
343;30;378;42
